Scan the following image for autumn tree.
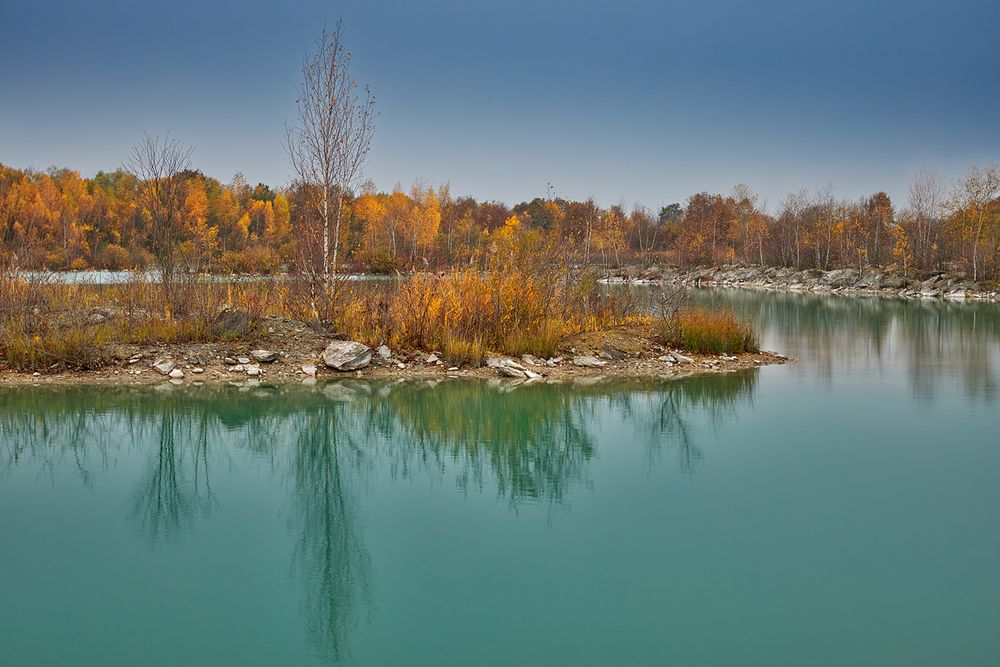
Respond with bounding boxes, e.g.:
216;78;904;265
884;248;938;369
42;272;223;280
949;164;1000;281
862;192;894;267
180;177;216;271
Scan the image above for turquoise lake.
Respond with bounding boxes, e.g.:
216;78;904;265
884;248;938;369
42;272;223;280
1;289;998;666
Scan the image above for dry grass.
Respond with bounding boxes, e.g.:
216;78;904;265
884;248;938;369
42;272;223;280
1;251;669;372
330;269;638;360
659;307;759;355
0;269;276;371
0;322;112;370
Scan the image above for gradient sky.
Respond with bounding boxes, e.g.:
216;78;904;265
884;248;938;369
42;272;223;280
2;0;998;211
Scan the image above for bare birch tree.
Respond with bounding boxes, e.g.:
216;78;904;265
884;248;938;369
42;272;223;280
125;133;193;302
906;165;945;270
286;19;376;288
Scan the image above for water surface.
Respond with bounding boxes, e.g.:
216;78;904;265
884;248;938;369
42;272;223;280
1;289;998;666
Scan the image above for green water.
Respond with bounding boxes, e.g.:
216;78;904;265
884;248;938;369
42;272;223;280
1;290;999;666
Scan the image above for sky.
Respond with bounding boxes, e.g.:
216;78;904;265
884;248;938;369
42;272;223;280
1;0;998;211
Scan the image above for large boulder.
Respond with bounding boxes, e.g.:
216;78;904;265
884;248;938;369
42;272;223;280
322;341;372;371
213;308;256;339
250;349;279;363
496;365;526;378
821;268;856;289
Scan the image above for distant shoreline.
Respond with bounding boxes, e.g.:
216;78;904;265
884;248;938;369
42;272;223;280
604;265;1000;302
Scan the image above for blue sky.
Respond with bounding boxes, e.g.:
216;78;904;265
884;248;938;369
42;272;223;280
1;0;997;210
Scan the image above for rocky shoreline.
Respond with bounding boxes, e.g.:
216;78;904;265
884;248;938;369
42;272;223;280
0;318;788;386
605;265;1000;301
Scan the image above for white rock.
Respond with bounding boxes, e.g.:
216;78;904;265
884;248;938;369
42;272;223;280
192;367;204;374
245;365;262;377
572;356;607;368
237;357;251;365
377;344;393;361
168;368;184;379
486;357;528;372
426;353;439;364
302;364;317;377
497;365;527;378
153;360;176;375
322;341;372;371
251;349;279;363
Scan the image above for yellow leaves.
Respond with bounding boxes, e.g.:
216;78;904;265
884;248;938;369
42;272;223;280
499;214;521;238
354;193;385;223
184;181;209;226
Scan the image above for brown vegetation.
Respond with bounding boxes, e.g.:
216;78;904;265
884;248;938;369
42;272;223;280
658;308;759;356
0;243;769;378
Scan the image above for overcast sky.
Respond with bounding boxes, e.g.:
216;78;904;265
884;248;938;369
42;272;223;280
1;0;998;211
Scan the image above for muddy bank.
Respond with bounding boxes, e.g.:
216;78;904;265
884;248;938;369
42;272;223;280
606;265;1000;301
0;318;788;386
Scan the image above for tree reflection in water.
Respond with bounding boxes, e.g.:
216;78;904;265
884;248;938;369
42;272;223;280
129;403;218;542
0;374;757;662
681;287;1000;404
290;399;371;662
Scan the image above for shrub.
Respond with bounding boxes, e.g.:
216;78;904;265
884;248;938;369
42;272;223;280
0;323;111;371
659;307;758;355
97;244;132;270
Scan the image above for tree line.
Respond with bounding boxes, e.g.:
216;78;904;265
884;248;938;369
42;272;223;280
1;160;998;279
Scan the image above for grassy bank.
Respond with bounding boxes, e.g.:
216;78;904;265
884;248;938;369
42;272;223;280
0;268;640;371
1;265;759;373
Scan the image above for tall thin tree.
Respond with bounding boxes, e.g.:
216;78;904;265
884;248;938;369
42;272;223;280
125;133;193;302
286;19;376;287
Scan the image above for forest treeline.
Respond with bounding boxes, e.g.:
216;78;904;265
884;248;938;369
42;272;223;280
1;161;998;280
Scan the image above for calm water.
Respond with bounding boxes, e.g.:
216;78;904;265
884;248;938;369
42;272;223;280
1;290;998;666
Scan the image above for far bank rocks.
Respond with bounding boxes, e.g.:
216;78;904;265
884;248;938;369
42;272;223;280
605;265;999;301
322;341;372;371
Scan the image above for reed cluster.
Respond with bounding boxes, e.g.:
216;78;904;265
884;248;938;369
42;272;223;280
658;307;759;355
